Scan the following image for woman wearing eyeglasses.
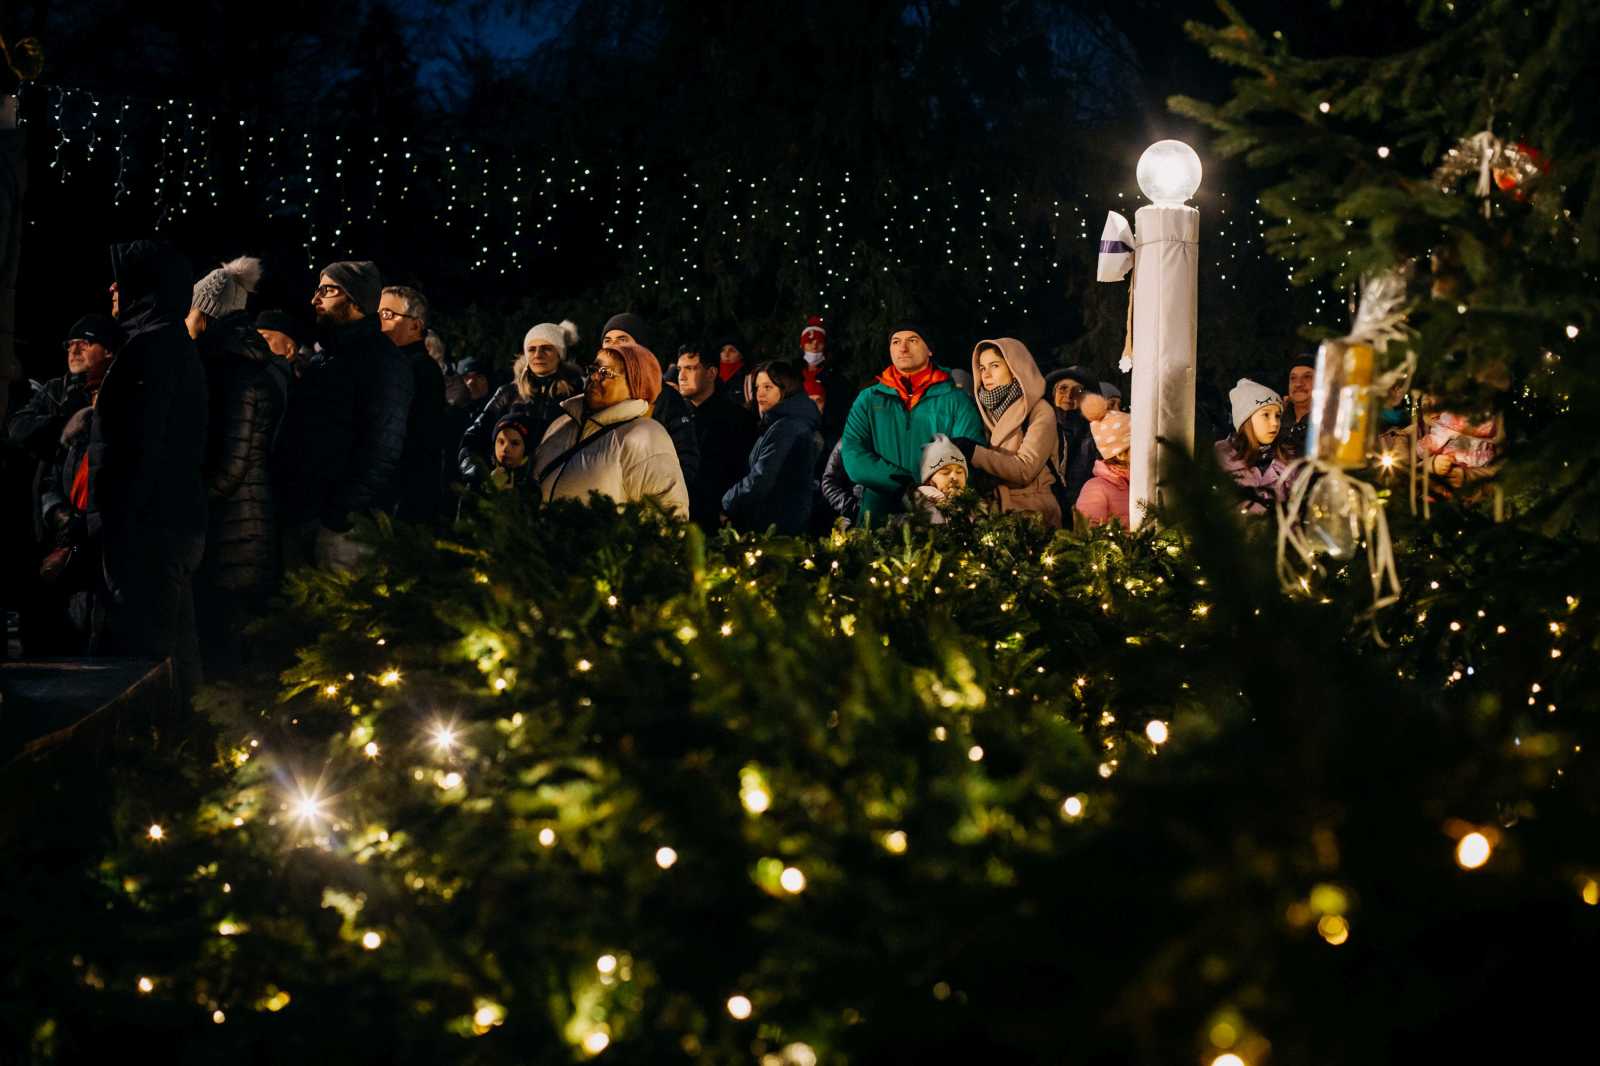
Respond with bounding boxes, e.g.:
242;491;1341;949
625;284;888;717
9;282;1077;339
530;344;689;518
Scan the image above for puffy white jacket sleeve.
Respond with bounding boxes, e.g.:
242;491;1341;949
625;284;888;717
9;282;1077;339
619;420;690;518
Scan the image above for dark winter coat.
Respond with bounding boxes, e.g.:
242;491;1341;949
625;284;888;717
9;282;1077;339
273;340;357;529
722;392;824;536
652;383;701;487
321;316;412;530
393;339;446;524
89;240;209;596
8;371;95;465
686;390;759;530
820;440;861;526
9;371;97;545
1056;408;1101;507
39;404;94;549
198;312;289;591
458;364;584;483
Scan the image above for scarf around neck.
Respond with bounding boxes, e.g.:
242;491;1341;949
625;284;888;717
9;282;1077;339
977;379;1022;419
878;362;949;410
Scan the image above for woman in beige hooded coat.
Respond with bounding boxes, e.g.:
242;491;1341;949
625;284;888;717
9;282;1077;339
958;337;1063;527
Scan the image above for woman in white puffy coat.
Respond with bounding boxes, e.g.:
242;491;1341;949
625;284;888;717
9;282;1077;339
532;343;689;517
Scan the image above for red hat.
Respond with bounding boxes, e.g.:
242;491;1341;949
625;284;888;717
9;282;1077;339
800;315;827;347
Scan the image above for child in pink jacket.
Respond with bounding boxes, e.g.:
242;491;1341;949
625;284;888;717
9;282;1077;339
1074;394;1131;527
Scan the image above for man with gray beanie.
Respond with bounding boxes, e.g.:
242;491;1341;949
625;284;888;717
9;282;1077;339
291;260;412;569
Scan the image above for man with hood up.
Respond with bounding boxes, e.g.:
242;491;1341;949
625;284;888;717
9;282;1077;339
89;239;208;696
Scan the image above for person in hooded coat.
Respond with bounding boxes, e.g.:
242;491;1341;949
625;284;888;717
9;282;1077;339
187;257;290;672
88;240;208;696
721;360;823;535
955;338;1062;527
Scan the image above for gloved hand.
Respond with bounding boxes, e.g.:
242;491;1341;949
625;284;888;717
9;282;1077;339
953;437;981;464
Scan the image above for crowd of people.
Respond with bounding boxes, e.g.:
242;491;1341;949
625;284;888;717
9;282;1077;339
4;240;1396;694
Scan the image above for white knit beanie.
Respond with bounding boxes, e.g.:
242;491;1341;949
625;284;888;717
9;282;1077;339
1229;378;1282;431
191;256;262;319
523;319;580;359
919;434;968;484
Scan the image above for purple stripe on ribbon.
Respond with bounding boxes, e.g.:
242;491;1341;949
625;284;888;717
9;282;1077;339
1098;240;1133;254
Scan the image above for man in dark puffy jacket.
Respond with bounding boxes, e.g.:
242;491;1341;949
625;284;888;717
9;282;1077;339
306;260;411;569
89;240;208;697
187;257;289;673
6;313;121;653
600;313;700;485
378;285;445;524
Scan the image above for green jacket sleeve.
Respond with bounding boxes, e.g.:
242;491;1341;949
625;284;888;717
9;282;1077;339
949;390;987;443
840;389;912;495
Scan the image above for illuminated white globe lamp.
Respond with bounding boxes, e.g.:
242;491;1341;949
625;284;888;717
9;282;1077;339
1136;139;1202;207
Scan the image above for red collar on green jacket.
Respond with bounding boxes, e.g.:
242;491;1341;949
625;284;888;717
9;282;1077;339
876;363;950;410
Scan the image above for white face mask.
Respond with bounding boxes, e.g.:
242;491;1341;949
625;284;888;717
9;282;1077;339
803;351;825;366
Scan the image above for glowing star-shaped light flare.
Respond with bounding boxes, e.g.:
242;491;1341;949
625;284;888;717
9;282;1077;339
289;788;327;826
147;823;165;841
429;722;458;753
